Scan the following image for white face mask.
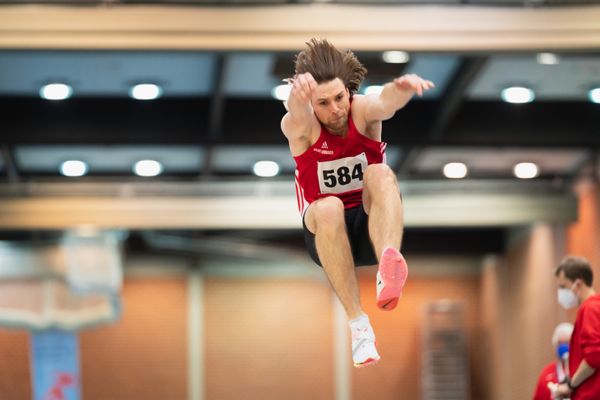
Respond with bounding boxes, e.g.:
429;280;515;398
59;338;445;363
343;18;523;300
557;283;578;310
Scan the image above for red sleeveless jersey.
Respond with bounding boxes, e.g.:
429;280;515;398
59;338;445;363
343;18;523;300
293;112;387;215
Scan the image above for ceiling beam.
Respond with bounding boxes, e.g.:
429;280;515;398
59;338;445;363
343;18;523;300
0;97;212;144
1;4;600;51
396;56;488;176
445;101;600;147
428;56;489;141
0;180;577;229
1;145;19;183
202;53;227;177
561;150;596;189
2;97;597;148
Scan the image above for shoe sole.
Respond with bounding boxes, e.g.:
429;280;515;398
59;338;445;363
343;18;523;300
377;248;408;311
353;356;380;368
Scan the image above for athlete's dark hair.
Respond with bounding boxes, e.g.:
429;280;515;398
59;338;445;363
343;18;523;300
292;38;367;95
555;255;594;286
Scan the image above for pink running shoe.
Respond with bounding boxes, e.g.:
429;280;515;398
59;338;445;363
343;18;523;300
376;247;408;310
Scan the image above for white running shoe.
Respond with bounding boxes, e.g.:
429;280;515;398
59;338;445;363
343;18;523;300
376;247;408;310
351;323;380;368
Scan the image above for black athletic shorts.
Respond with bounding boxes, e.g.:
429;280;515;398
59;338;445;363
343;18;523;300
302;204;378;267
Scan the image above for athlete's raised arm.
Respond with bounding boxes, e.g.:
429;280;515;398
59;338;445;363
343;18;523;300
280;72;320;144
363;73;434;123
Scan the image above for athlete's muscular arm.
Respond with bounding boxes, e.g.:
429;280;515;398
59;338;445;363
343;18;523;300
362;74;434;123
281;73;320;147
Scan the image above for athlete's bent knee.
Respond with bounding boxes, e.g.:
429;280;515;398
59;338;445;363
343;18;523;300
364;164;397;188
310;196;345;228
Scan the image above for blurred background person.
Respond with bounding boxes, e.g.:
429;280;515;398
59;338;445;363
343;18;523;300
553;255;600;399
533;322;574;400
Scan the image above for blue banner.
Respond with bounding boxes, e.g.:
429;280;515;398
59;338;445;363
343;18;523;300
30;330;80;400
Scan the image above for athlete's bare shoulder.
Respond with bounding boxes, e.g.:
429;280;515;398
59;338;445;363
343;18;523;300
281;112;321;157
350;94;381;139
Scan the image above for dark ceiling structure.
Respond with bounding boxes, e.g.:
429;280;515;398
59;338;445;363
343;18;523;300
1;47;598;182
0;0;598;253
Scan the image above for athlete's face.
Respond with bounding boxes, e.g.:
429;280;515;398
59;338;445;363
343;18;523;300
311;78;350;135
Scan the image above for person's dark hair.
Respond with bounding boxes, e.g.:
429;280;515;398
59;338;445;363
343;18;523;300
293;38;367;95
555;255;593;286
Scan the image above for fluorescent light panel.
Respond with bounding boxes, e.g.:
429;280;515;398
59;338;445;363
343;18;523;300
253;161;279;177
501;86;535;104
364;85;384;95
40;83;72;100
513;162;539;179
588;88;600;104
536;53;560;65
60;160;88;177
382;51;410;64
129;84;162;100
443;162;468;179
271;84;291;101
133;160;163;177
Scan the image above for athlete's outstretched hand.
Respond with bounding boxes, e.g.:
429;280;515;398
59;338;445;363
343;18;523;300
289;72;318;103
393;74;435;97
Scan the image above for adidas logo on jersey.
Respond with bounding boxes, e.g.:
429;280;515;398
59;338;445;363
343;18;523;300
314;140;333;154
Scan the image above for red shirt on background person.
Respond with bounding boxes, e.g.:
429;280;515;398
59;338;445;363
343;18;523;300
554;256;600;399
533;323;573;400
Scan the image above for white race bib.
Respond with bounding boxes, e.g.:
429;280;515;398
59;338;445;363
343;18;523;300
317;152;367;195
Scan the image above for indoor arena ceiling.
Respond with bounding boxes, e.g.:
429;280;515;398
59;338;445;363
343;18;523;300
1;49;598;183
0;2;599;185
1;0;599;5
0;0;595;254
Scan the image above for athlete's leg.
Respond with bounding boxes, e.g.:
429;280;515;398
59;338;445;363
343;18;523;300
305;196;362;319
362;163;408;310
305;196;379;366
362;163;403;256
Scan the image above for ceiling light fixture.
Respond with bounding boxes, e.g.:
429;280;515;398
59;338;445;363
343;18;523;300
271;84;291;101
40;83;73;100
536;52;560;65
129;83;162;100
382;51;410;64
133;159;163;177
513;162;539;179
364;85;384;96
501;86;535;104
443;162;468;179
60;160;88;177
253;160;280;177
588;88;600;104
